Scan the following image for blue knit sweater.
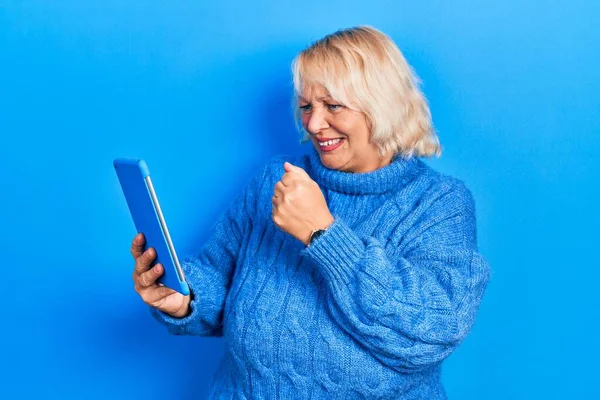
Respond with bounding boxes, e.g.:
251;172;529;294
150;146;491;399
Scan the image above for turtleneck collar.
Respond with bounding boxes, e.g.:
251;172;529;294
306;145;419;195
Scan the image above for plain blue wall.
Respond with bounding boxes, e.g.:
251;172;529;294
2;1;598;398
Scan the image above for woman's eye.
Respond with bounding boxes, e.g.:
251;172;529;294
327;103;342;111
299;104;312;113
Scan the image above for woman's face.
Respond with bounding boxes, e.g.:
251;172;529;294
299;85;393;173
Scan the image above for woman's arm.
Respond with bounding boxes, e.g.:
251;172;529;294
300;181;491;373
149;163;268;337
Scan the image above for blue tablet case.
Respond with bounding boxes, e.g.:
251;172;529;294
113;158;190;296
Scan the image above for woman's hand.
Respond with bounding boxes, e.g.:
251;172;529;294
272;162;334;245
131;233;191;318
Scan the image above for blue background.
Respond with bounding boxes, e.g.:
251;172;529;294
1;1;598;398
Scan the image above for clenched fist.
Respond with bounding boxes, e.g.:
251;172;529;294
272;162;334;245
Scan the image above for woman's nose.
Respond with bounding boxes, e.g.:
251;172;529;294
306;108;329;134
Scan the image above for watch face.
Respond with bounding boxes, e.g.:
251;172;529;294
310;229;326;245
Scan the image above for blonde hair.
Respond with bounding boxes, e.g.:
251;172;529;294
291;26;441;158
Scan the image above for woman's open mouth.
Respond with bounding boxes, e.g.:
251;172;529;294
318;138;345;152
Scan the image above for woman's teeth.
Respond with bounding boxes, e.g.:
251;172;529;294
319;138;343;147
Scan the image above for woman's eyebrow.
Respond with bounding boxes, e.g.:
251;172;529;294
298;96;333;102
317;95;336;102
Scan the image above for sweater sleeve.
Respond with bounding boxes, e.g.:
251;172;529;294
149;163;267;337
299;182;491;373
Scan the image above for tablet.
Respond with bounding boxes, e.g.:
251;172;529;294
113;158;190;296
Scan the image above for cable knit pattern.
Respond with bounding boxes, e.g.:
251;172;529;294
150;146;491;399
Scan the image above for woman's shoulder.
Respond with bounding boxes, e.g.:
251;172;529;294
405;158;476;212
259;152;310;179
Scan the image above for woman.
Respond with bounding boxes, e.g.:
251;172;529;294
131;26;490;399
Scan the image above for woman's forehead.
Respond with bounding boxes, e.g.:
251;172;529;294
298;84;333;101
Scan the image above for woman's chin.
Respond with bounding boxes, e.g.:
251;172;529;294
319;155;346;171
313;144;351;170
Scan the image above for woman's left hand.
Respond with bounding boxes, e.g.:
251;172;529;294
272;162;334;246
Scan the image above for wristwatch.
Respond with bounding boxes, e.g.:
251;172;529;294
308;227;327;246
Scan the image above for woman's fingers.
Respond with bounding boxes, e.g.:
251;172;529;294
273;182;284;199
135;264;177;303
144;285;178;305
129;238;187;315
281;173;303;187
130;233;145;259
275;180;287;191
138;264;163;288
138;271;181;310
134;247;156;275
